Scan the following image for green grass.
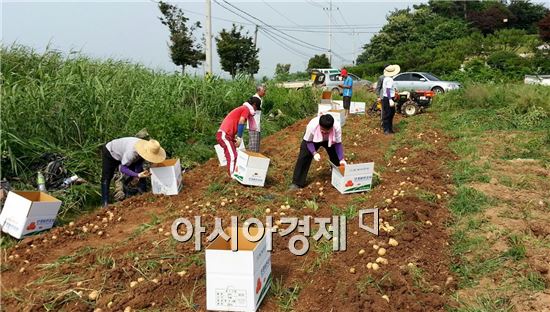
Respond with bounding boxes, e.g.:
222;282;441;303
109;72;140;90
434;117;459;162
304;199;319;211
449;186;489;216
270;277;301;312
501;234;526;261
417;189;438;203
519;272;546;291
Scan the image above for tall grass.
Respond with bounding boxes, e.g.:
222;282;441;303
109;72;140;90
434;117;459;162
1;45;319;210
434;83;550;131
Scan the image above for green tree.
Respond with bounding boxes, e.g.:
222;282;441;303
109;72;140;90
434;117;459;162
158;1;204;73
274;63;291;81
216;24;259;78
508;0;548;33
307;54;330;70
467;3;515;35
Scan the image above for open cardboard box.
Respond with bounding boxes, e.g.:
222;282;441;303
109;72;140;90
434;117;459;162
333;100;366;114
150;158;182;195
233;150;270;187
0;191;62;239
206;227;272;312
331;162;375;194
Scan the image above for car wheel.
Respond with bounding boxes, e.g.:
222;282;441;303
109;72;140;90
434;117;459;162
401;101;420;117
432;86;444;94
332;88;341;96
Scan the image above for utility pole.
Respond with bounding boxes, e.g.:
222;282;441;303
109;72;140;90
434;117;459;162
324;1;333;67
352;30;356;65
205;0;213;75
328;0;332;67
254;24;259;47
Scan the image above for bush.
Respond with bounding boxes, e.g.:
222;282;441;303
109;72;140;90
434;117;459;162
434;83;550;130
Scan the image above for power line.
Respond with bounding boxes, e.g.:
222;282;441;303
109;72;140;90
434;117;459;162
261;0;300;27
218;0;328;52
306;0;325;9
179;7;254;26
258;28;312;59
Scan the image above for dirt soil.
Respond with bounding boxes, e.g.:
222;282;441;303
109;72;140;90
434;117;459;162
1;113;457;312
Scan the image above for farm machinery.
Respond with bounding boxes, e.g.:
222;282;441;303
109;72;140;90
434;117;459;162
367;90;435;117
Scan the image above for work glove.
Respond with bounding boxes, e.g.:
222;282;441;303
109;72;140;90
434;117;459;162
138;170;151;178
235;137;242;147
339;160;347;166
313;153;321;162
389;99;395;107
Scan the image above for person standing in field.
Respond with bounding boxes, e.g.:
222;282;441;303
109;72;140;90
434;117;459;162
381;64;400;135
289;114;346;190
217;97;261;177
338;69;353;117
374;64;390;125
101;138;166;207
248;85;266;152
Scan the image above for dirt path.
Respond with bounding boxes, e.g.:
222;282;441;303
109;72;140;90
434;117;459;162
1;113;456;311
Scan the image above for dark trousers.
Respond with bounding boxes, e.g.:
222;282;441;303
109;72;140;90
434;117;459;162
292;140;340;187
343;96;351;110
382;97;396;133
101;146;119;206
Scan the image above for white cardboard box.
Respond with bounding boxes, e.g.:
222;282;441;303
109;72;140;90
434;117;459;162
318;102;343;115
0;191;62;239
333;100;366;114
206;227;272;312
215;141;246;167
150;158;182;195
331;162;375;194
326;109;346;127
232;151;270;187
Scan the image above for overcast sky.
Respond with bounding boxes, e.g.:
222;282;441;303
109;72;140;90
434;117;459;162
2;0;452;77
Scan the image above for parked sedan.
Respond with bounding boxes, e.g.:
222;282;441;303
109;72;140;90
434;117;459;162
321;73;373;95
392;72;460;93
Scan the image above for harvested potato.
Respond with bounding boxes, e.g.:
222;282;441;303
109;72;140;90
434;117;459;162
88;290;99;301
378;248;386;256
358;249;365;255
388;238;398;247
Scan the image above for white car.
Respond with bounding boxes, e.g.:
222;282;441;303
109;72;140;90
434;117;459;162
392;72;461;93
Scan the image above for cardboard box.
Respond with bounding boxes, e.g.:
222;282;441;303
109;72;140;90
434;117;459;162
331;162;375;194
326;109;346;127
0;191;62;239
206;227;272;312
232;151;270;187
333;100;366;114
150;159;182;195
215;141;245;167
350;101;366;114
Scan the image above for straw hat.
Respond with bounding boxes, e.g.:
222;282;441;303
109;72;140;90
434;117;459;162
135;139;166;163
384;64;401;77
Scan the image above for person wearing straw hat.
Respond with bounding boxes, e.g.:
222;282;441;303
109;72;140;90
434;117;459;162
382;64;400;135
101;138;166;207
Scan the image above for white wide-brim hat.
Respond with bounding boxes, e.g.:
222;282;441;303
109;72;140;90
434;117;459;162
135;139;166;163
384;64;401;77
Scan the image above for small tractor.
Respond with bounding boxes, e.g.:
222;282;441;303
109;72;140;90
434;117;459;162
367;90;435;117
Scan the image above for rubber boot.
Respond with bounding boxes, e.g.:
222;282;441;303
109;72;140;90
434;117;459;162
101;181;110;208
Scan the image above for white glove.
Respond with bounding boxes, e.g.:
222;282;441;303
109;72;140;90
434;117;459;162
138;170;150;178
235;137;242;147
389;99;395;107
313;153;321;162
339;160;347;166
